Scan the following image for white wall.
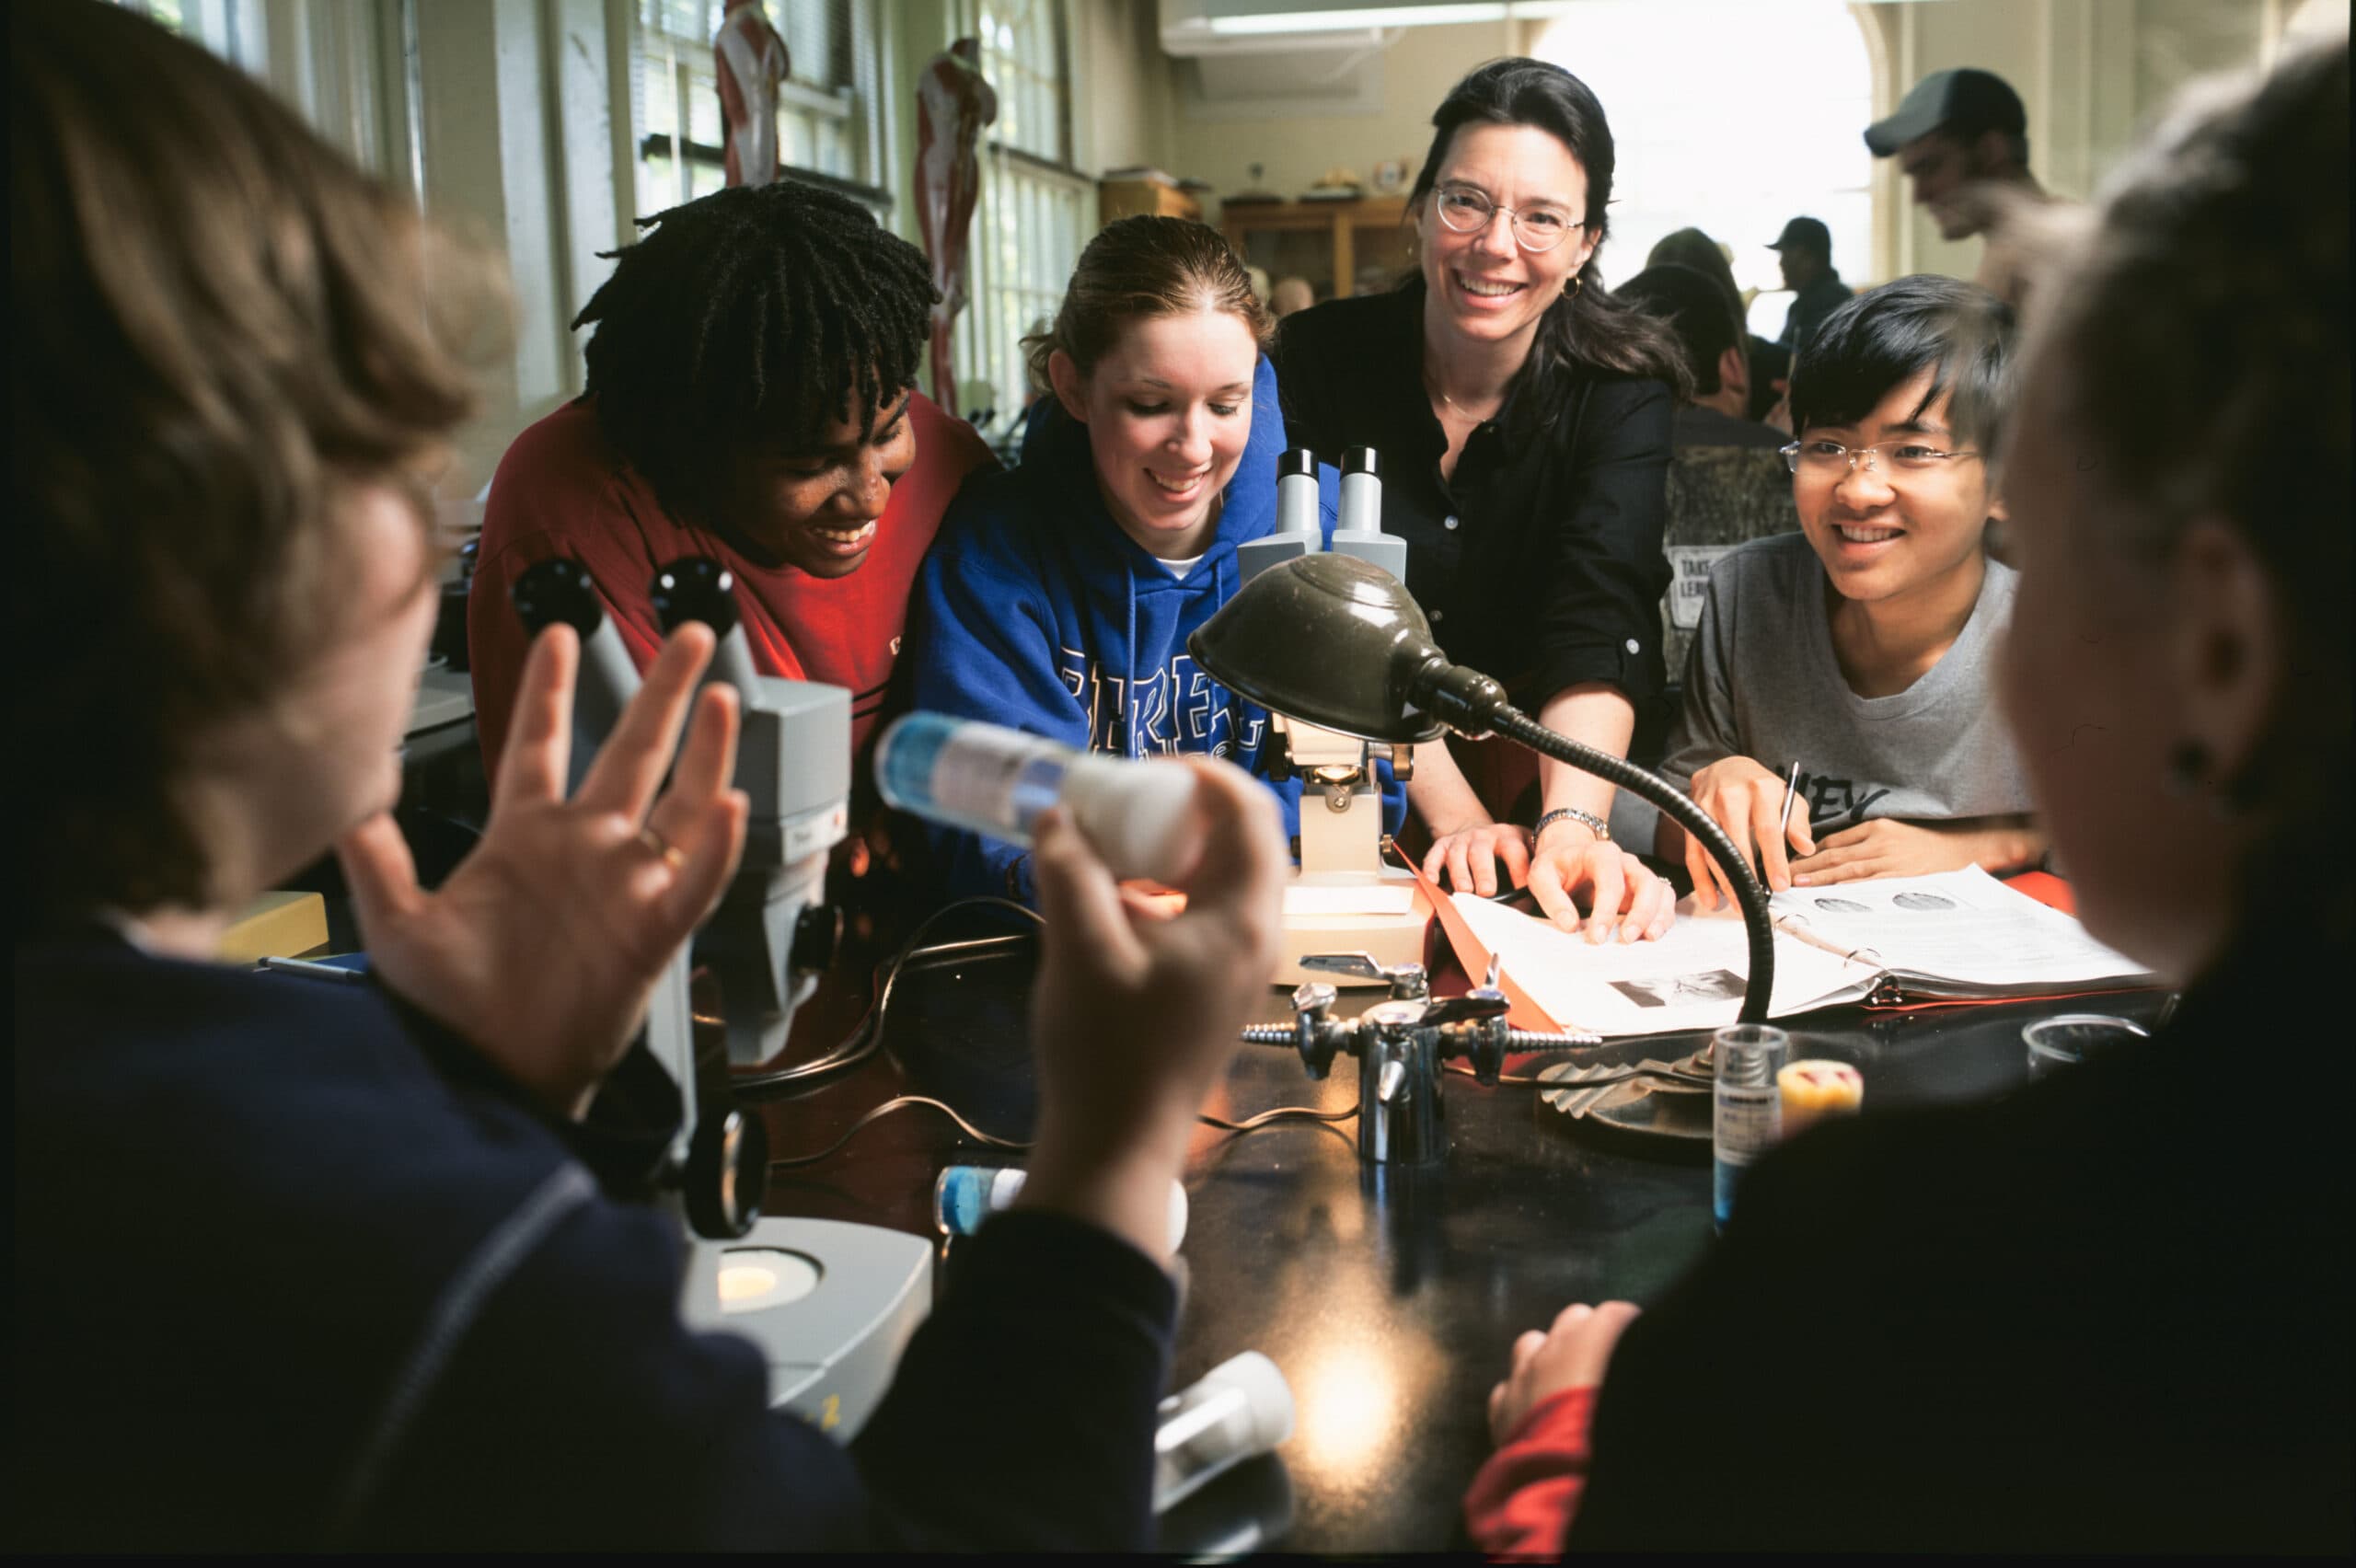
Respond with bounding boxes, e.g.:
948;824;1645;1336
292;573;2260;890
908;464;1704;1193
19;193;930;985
1166;18;1519;220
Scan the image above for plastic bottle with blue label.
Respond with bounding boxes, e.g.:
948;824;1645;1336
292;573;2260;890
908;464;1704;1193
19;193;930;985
876;712;1203;885
933;1165;1189;1252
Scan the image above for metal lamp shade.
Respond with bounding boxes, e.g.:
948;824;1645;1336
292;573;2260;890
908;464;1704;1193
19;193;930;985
1188;553;1448;744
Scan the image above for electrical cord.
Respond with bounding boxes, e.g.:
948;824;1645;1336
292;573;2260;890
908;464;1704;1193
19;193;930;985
731;896;1043;1100
747;900;1361;1168
768;1094;1031;1170
768;1090;1363;1170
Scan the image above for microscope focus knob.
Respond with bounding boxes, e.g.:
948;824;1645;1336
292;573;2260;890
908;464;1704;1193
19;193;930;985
650;556;743;636
511;558;606;637
684;1108;770;1239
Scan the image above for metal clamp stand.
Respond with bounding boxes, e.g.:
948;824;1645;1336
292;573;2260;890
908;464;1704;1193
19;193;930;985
1240;952;1601;1165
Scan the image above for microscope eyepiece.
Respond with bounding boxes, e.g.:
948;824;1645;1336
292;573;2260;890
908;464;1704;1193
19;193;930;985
511;558;606;638
651;556;743;638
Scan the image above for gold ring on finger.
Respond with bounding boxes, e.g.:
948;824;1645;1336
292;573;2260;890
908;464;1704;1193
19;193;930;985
637;824;688;871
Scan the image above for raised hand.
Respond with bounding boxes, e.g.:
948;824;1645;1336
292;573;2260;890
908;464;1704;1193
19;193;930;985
338;624;748;1118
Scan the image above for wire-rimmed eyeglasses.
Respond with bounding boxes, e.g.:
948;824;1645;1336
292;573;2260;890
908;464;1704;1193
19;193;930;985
1429;183;1587;254
1780;439;1983;478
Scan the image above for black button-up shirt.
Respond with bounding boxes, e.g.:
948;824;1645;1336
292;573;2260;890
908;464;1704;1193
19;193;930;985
1270;283;1673;715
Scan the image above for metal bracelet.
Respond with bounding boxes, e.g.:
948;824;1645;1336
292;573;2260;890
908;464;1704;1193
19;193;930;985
1533;805;1610;845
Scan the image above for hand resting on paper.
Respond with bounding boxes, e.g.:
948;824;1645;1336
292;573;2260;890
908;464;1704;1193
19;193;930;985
1425;823;1676;945
1789;814;2048;885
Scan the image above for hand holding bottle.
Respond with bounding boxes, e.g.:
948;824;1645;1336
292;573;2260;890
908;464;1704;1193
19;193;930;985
1013;755;1288;1261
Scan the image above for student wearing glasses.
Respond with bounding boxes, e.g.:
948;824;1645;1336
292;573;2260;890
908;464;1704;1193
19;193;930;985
1655;275;2046;908
1270;59;1689;946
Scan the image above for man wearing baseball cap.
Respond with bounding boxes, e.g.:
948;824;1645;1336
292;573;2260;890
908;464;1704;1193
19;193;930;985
1766;216;1853;354
1866;68;2050;306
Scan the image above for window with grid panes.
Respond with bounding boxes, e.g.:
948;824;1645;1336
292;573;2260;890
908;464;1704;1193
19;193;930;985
116;0;385;174
634;0;872;221
953;0;1088;434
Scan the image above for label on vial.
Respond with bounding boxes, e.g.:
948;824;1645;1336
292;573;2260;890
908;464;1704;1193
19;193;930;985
927;735;1068;842
1713;1085;1781;1168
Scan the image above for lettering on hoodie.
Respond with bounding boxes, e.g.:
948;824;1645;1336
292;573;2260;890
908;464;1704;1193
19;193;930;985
1057;648;1267;758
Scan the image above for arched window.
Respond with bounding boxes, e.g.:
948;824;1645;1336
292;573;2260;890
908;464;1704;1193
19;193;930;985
1530;1;1874;340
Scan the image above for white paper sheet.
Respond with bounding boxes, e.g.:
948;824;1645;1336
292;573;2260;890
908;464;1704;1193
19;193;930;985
1452;896;1875;1037
1767;867;2149;990
1283;882;1419;917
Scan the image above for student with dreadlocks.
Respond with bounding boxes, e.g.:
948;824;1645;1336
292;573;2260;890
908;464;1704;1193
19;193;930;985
468;179;990;773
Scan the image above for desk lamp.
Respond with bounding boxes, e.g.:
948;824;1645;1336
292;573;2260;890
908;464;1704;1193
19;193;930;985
1190;553;1778;1163
512;559;930;1441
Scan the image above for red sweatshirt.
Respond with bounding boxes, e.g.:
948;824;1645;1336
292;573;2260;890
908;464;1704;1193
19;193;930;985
467;393;990;773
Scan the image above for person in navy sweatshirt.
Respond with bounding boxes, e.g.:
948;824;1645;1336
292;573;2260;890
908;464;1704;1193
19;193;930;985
908;215;1401;902
12;3;1290;1550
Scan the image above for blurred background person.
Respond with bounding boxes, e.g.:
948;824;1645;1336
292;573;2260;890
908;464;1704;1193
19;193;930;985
1766;214;1853;354
1867;67;2051;307
1269;274;1316;318
1612;260;1796;743
1648;225;1789;426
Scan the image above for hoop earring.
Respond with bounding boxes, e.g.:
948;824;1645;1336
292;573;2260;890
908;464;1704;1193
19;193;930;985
1564;274;1583;299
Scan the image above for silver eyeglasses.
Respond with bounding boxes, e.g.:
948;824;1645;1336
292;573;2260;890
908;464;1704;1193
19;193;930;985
1430;183;1585;253
1780;438;1982;478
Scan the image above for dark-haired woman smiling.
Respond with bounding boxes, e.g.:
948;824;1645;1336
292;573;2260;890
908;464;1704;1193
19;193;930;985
1273;58;1689;943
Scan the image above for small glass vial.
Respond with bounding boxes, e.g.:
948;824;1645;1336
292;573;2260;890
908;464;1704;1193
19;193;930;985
933;1164;1190;1251
876;712;1203;885
1712;1023;1790;1231
1153;1350;1296;1513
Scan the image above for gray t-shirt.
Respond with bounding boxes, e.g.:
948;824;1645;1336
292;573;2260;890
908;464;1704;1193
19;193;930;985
1658;532;2033;834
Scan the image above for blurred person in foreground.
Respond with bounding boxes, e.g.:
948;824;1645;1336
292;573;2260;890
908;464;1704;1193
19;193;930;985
1465;35;2350;1552
12;0;1288;1549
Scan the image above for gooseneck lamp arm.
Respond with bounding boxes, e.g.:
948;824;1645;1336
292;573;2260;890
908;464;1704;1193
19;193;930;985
1404;655;1776;1023
1188;552;1777;1025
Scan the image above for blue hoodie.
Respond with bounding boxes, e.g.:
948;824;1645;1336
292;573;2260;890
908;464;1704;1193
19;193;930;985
908;353;1403;902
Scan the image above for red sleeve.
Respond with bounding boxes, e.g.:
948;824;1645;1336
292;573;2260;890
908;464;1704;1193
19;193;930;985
1461;1386;1598;1558
466;411;666;777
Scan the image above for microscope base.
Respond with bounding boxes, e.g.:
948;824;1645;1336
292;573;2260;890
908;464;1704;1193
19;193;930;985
703;1216;933;1443
1275;869;1430;986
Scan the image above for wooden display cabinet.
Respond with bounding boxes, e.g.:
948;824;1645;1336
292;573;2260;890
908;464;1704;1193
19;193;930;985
1220;195;1412;303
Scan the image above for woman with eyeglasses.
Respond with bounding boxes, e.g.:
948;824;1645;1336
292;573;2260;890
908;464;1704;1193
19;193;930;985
1271;58;1691;944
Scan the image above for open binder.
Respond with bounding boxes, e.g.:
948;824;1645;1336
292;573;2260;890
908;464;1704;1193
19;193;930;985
1404;856;2155;1039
